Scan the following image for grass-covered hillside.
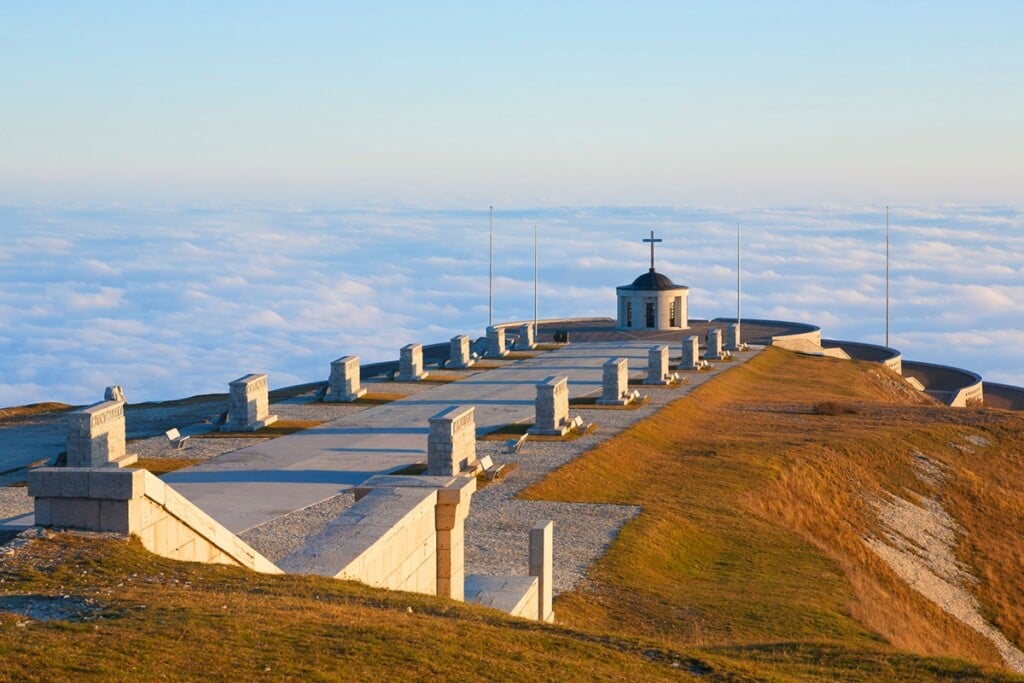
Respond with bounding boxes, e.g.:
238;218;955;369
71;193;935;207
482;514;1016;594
3;348;1023;681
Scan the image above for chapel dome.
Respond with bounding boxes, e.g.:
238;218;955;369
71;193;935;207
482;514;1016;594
620;269;689;292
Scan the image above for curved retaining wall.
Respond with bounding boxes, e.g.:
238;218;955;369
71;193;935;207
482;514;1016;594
902;360;984;407
983;382;1024;411
822;339;903;375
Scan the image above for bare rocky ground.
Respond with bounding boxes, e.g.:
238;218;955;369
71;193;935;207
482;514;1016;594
865;441;1024;673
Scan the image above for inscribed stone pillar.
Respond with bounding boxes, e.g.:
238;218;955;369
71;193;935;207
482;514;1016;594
518;323;536;350
66;400;135;468
485;326;508;358
427;405;476;476
724;323;741;351
679;335;701;370
597;358;630;406
225;373;278;431
399;343;429;381
644;345;671;385
705;329;724;360
528;375;569;436
529;520;555;623
326;355;367;402
449;335;474;369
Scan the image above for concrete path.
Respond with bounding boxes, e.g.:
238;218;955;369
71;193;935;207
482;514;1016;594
165;340;681;533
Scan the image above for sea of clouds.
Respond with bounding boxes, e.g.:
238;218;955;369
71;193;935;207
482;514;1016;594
0;204;1020;407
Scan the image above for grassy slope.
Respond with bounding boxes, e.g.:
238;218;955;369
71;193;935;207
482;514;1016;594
523;347;1024;679
2;348;1022;681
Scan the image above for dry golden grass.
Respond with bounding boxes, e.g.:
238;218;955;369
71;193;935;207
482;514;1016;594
0;402;73;423
523;347;1024;673
197;419;323;439
131;458;203;477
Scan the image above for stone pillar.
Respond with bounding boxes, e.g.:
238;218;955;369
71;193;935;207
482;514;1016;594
724;323;741;351
518;323;536;350
326;356;367;402
597;358;630;406
427;405;476;476
66;400;136;468
679;335;701;370
644;345;671;385
449;335;474;369
705;329;724;360
529;520;554;623
399;343;429;381
528;376;569;436
225;373;278;432
485;326;508;358
435;477;476;600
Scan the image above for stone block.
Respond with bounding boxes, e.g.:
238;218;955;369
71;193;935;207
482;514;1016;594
427;405;476;476
224;373;275;431
528;376;570;436
399;344;429;381
597;358;631;406
724;323;742;351
679;335;702;370
33;498;52;526
89;467;146;500
66;400;126;467
326;355;367;402
704;328;724;360
644;345;671;385
485;326;508;358
518;323;536;350
27;467;92;498
449;335;474;369
99;499;131;534
50;498;101;530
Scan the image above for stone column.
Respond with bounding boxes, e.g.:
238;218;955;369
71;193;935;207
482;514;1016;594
679;335;701;370
705;329;724;360
597;358;630;406
427;405;476;476
399;343;429;381
529;520;554;623
644;345;671;385
326;356;366;402
518;323;536;350
449;335;474;369
435;477;476;600
724;323;741;351
225;373;278;431
66;400;136;468
485;326;508;358
528;376;569;436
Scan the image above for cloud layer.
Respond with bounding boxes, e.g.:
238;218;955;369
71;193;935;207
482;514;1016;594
0;204;1020;406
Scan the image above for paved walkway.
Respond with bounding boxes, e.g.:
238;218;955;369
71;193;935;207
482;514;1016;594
166;340;702;533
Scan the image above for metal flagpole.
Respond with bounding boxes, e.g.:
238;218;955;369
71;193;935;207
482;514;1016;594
489;206;493;328
737;223;741;327
534;223;538;332
885;206;890;347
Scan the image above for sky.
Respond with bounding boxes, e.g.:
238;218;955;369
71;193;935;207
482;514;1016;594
1;4;1021;406
2;2;1022;205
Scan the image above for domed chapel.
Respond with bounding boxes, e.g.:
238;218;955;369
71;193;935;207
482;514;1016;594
615;231;689;331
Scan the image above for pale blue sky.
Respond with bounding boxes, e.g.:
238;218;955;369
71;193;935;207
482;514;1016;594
3;2;1021;205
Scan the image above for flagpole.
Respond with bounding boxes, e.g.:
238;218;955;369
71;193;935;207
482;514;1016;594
534;223;538;333
885;206;890;347
488;206;493;328
737;223;741;328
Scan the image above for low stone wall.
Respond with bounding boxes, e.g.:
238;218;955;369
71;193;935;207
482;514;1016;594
29;467;280;574
278;486;439;594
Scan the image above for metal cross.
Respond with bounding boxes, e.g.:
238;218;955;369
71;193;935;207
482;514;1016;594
643;230;662;270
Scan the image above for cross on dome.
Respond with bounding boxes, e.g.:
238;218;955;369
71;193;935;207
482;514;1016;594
642;230;663;271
